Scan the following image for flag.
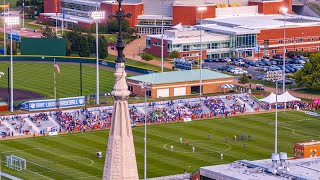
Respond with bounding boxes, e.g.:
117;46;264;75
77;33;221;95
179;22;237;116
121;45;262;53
54;63;60;74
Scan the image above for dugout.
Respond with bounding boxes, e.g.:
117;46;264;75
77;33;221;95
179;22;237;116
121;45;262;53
294;141;320;159
127;69;233;98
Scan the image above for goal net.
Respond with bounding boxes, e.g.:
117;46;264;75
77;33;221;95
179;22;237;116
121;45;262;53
5;155;26;171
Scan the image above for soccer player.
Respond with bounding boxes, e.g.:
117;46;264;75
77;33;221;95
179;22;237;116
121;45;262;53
186;139;189;146
192;146;195;153
180;137;182;144
171;145;174;151
225;137;228;142
221;153;224;159
208;133;211;140
244;143;246;148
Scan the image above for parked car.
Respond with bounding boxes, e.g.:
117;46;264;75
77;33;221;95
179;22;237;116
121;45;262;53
256;84;265;90
204;58;214;63
273;54;283;59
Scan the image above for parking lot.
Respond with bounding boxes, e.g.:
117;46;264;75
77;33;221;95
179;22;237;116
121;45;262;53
201;55;307;85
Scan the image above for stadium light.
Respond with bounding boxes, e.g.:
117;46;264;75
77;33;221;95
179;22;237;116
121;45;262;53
197;6;207;96
197;6;207;12
139;81;151;180
90;10;106;105
5;15;20;112
280;7;288;94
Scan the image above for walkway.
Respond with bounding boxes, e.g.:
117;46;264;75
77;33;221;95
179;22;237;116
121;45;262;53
108;34;173;70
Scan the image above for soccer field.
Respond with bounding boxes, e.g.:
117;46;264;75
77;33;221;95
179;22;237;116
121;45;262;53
0;111;319;179
0;62;119;99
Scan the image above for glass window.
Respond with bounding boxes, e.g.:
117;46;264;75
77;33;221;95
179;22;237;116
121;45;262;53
146;40;151;48
183;45;190;51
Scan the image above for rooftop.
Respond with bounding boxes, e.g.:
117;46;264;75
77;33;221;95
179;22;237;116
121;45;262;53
127;69;232;84
201;157;320;180
203;14;320;30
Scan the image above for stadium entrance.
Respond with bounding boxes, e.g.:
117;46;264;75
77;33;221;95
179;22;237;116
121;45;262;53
191;86;201;94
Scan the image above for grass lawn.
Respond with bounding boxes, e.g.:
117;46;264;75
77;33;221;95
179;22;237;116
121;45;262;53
0;62;121;99
293;88;320;95
0;111;318;179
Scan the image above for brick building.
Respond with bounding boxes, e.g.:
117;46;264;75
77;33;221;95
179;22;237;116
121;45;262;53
294;141;320;159
40;0;292;33
127;69;233;98
146;14;320;59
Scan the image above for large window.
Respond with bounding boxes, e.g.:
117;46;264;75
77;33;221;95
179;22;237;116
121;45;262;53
236;34;257;49
146;39;151;48
183;45;190;51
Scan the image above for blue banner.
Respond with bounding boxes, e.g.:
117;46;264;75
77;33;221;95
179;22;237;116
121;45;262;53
21;99;56;111
59;96;85;108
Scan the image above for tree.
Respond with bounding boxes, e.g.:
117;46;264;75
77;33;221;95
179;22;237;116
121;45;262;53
239;74;250;84
169;50;180;59
41;25;56;38
66;39;72;56
66;30;81;51
6;43;17;55
87;34;96;54
98;35;108;59
107;19;130;33
141;53;153;61
16;0;44;16
294;53;320;90
78;36;90;57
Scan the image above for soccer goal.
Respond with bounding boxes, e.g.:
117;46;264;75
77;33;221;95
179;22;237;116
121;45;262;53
5;155;26;171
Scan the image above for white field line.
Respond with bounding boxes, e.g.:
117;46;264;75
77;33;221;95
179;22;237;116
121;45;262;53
27;169;55;180
133;128;242;160
37;148;102;170
28;160;56;172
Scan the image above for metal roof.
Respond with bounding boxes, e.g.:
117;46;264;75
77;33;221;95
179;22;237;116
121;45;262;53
127;69;232;84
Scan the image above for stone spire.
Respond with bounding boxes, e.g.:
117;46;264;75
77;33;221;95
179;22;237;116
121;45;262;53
102;0;139;179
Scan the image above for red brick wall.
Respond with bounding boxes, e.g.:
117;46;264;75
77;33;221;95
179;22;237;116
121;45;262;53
44;0;60;13
101;3;143;27
173;5;216;26
78;22;93;29
248;0;292;15
255;26;320;57
145;38;170;57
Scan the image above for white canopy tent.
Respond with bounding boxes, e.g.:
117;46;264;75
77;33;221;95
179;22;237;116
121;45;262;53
259;91;301;103
259;92;277;104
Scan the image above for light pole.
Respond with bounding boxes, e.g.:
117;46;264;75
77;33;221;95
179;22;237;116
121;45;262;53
139;81;151;180
22;0;24;28
5;15;19;112
90;10;105;105
161;0;165;72
280;7;288;93
275;83;278;154
139;43;141;54
3;0;6;55
197;6;207;96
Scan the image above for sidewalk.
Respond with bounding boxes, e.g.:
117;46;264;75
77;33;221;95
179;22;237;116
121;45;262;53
108;34;173;70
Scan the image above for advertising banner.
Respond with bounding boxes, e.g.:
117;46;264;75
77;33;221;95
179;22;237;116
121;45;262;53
21;99;56;111
59;96;85;109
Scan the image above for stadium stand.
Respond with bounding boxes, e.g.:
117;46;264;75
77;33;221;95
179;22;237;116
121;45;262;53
0;93;311;138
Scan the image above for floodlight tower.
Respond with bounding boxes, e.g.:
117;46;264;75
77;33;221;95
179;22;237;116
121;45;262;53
197;6;207;96
5;15;19;112
280;7;288;93
90;10;106;105
102;0;139;179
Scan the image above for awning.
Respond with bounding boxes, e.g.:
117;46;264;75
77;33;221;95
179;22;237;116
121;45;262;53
221;84;235;89
259;91;301;103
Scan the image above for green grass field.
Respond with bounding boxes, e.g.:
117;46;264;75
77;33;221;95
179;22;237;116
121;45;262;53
0;62;120;99
0;111;319;179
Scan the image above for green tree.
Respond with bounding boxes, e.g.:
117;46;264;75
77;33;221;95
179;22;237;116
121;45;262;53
78;36;90;57
239;74;250;84
66;30;81;51
6;43;17;55
87;34;96;54
17;0;44;16
169;50;180;59
98;35;108;59
294;53;320;90
107;19;130;33
66;39;72;56
41;25;56;38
